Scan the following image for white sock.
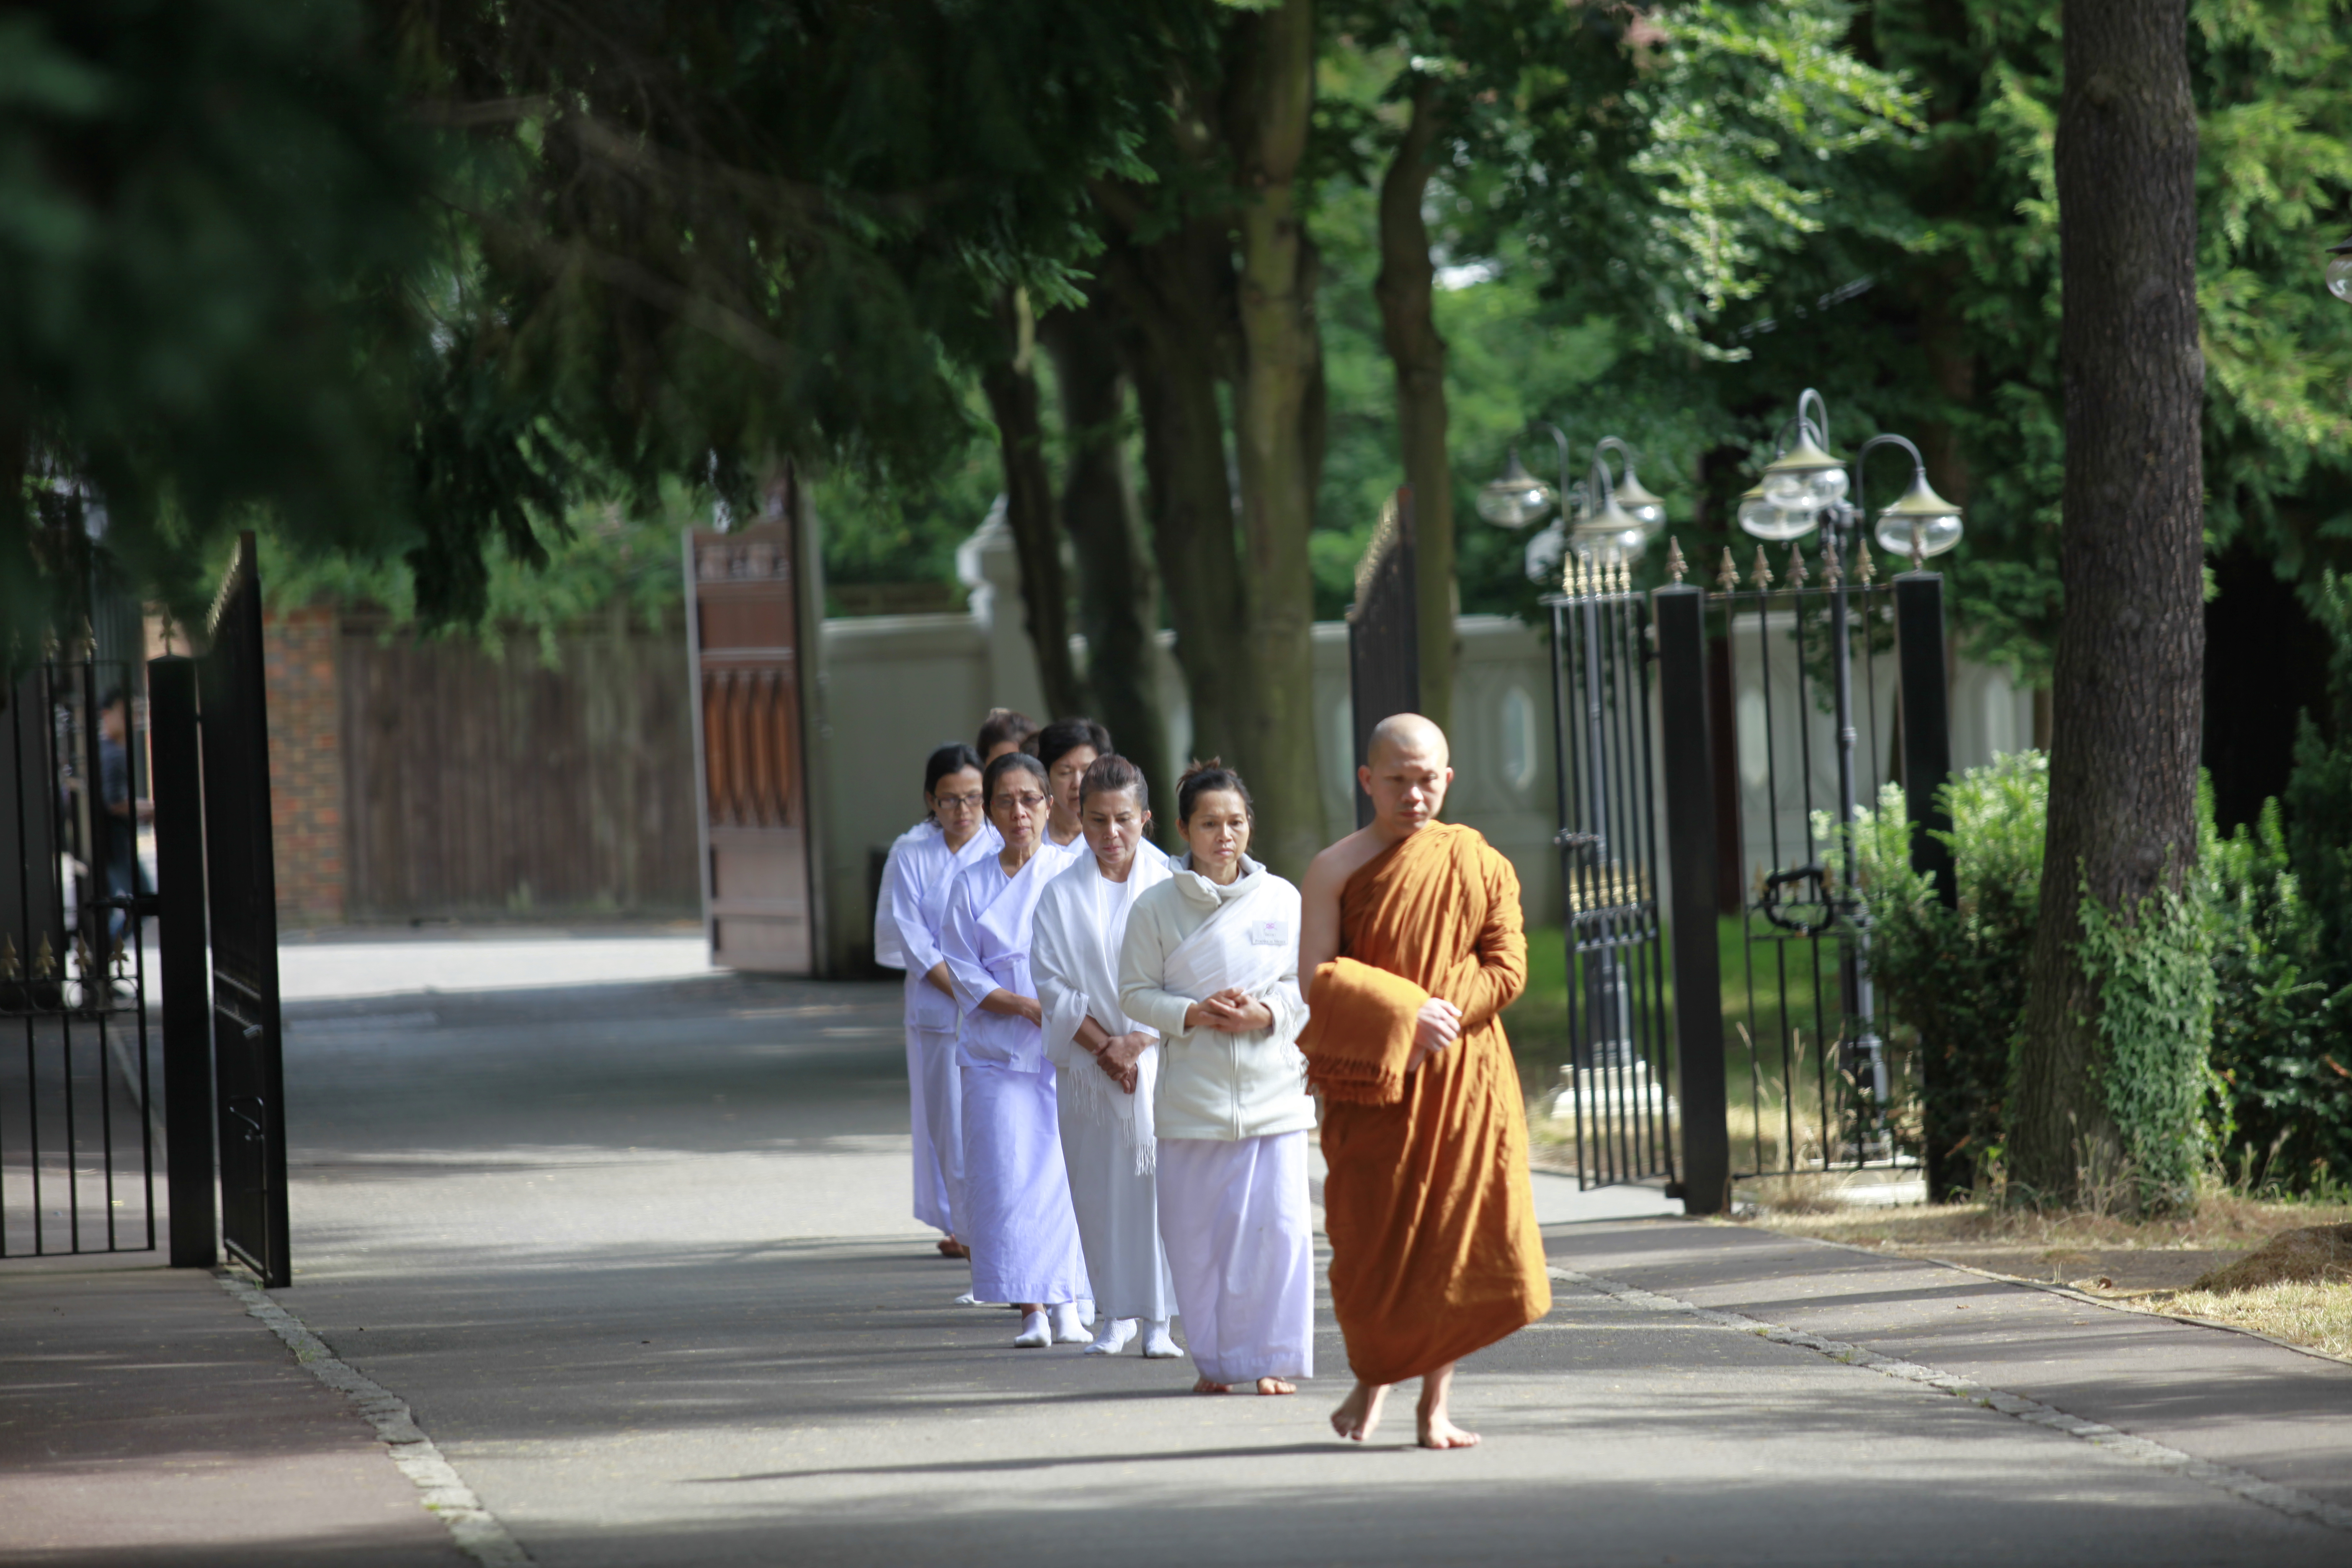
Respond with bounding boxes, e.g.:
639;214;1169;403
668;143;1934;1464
1140;1319;1181;1358
1014;1310;1052;1348
1084;1317;1137;1355
1049;1302;1089;1344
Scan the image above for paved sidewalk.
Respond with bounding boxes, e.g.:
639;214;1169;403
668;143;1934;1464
0;1259;463;1567
7;957;2349;1565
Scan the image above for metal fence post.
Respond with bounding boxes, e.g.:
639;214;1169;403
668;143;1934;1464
148;655;215;1268
1653;585;1730;1215
1894;573;1956;907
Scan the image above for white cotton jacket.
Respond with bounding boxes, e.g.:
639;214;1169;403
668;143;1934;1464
1118;856;1314;1142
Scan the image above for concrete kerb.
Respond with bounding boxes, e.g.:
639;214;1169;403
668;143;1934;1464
214;1269;529;1566
1547;1263;2352;1536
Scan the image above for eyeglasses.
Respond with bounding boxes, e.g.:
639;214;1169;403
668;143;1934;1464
934;792;984;811
998;792;1050;812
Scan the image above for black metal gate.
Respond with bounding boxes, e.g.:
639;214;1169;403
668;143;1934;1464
1648;544;1954;1213
2;649;157;1256
200;537;290;1287
1545;555;1676;1191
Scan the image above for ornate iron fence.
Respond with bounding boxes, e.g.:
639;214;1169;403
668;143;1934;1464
2;651;156;1257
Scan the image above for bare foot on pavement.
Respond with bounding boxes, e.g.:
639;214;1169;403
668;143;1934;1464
1330;1380;1387;1440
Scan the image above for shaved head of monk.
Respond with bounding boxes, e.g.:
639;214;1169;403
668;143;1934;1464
1359;713;1455;840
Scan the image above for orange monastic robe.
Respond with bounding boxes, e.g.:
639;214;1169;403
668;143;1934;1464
1308;823;1550;1386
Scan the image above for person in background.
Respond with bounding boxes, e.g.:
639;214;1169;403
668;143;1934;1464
977;708;1038;763
880;743;999;1266
1118;761;1315;1397
943;750;1092;1347
1031;754;1180;1359
95;689;147;949
1029;717;1108;867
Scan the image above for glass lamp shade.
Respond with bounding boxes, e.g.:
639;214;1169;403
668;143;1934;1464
1478;449;1557;528
1610;470;1669;533
1523;522;1568;584
1574;491;1648;560
1872;470;1965;559
2329;252;2352;303
1737;485;1818;542
1759;428;1846;508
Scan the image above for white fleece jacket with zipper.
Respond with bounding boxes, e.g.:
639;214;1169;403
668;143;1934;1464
1117;855;1314;1142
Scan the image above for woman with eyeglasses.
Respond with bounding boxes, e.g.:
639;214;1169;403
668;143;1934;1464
881;743;1001;1272
941;750;1094;1347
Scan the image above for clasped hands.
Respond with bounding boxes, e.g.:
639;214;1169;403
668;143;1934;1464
1183;987;1274;1037
1088;1030;1150;1094
1406;995;1464;1075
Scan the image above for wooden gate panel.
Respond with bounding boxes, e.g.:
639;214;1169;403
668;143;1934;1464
688;518;816;973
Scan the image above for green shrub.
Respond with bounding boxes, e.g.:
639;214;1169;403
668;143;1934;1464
2207;800;2352;1194
1846;751;2047;1201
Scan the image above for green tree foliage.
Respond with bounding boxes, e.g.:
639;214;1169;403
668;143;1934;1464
0;0;437;655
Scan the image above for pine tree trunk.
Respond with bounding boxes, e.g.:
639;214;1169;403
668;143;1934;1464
1227;0;1325;879
1039;293;1174;821
1374;75;1454;735
1098;212;1255;772
2012;0;2204;1203
978;291;1088;720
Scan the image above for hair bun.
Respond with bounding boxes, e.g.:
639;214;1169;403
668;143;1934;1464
1176;756;1225;785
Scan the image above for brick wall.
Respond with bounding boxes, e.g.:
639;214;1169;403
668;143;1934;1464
263;606;345;925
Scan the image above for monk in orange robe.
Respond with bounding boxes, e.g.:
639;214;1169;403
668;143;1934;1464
1298;712;1550;1448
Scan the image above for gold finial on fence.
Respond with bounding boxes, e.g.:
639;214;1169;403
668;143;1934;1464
111;938;129;977
1751;546;1774;591
1666;537;1688;586
1560;553;1581;596
1609;556;1627;595
1823;539;1844;588
72;936;93;985
1785;544;1810;590
1716;548;1740;593
0;934;17;983
1856;541;1877;585
35;934;57;980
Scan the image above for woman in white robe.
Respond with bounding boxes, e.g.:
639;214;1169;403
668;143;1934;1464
943;750;1093;1347
1119;761;1315;1396
881;743;998;1261
1032;754;1180;1357
1029;717;1107;874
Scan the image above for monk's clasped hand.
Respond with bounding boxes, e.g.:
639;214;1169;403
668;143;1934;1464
1406;996;1464;1074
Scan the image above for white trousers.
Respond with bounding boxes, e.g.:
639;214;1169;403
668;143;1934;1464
1056;1072;1176;1322
1155;1132;1314;1384
961;1061;1091;1306
908;1016;962;1235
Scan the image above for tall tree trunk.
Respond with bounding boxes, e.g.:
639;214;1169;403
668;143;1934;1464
1227;0;1324;879
2012;0;2204;1203
1039;292;1174;822
1097;208;1254;771
1374;74;1454;735
978;289;1088;719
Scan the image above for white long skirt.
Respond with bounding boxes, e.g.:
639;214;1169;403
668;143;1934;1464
961;1061;1091;1306
908;1014;962;1235
1156;1131;1314;1385
1056;1071;1176;1322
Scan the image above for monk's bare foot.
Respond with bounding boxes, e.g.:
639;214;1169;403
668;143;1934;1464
1330;1380;1387;1441
1192;1376;1231;1395
1415;1366;1479;1448
1416;1411;1481;1449
1255;1377;1295;1396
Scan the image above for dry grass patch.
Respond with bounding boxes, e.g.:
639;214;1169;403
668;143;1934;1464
1738;1198;2352;1361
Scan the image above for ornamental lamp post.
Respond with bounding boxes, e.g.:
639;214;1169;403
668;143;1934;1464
2327;233;2352;302
1488;430;1673;1075
1738;388;1963;1151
